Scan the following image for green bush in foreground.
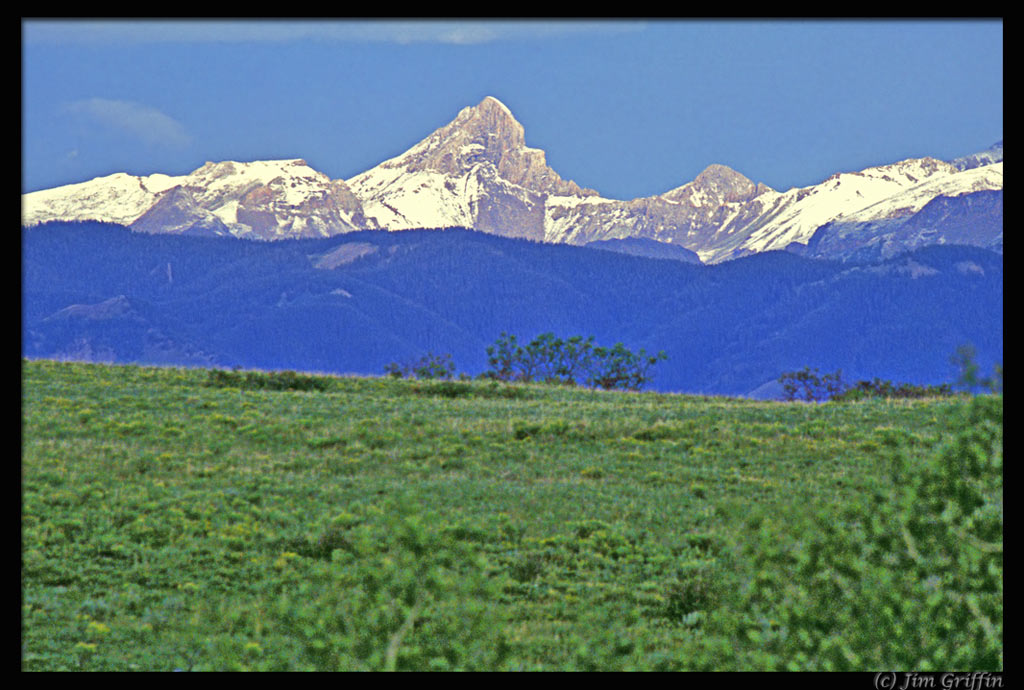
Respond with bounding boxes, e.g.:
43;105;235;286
384;352;456;381
715;394;1002;670
199;497;510;671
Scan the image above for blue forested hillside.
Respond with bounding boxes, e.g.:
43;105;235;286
22;221;1002;395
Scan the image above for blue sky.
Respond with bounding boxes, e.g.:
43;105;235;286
22;19;1003;199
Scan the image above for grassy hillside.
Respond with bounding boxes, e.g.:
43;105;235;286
21;360;1002;670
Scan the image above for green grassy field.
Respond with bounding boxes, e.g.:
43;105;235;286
21;360;1002;671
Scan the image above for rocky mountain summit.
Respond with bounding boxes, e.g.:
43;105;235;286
376;96;593;198
347;96;598;241
22;97;1003;263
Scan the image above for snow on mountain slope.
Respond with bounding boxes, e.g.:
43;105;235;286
24;159;372;240
829;162;1002;225
346;163;480;230
802;184;1004;263
22;171;183;227
734;157;965;256
160;159;371;239
537;156;1000;263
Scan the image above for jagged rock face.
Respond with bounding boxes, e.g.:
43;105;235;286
396;96;595;198
543;164;777;258
472;177;548;241
661;164;769;205
181;159;372;239
131;186;232;237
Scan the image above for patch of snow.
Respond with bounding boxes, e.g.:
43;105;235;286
211;199;239;225
141;173;186;195
23;172;165;226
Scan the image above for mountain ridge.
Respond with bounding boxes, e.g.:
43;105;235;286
22;97;1003;263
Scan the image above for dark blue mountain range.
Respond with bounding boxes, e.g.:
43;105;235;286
22;221;1002;396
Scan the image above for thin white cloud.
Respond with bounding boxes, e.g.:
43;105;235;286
24;19;645;46
64;98;192;148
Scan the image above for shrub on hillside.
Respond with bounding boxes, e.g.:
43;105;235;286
778;367;846;402
830;378;953;402
781;345;1000;402
206;368;332;392
384;352;456;381
779;367;955;402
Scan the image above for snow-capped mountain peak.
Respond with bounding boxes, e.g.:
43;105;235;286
661;164;773;206
383;96;526;173
346;96;597;238
22;171;183;227
24;158;371;240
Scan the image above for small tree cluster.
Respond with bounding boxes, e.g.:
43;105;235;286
778;367;846;402
384;352;456;381
483;332;666;391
